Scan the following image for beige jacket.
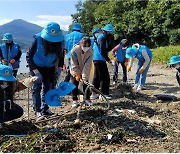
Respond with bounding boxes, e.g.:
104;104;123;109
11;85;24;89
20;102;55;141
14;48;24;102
70;45;93;81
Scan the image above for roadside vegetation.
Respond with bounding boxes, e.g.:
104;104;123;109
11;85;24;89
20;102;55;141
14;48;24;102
152;45;180;64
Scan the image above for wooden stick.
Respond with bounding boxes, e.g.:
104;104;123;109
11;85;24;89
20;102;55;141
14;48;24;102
35;115;61;124
27;88;30;121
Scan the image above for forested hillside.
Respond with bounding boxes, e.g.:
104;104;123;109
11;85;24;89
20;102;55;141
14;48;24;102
71;0;180;48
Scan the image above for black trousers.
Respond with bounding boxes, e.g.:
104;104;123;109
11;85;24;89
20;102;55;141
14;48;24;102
64;58;71;82
64;67;71;82
0;81;14;104
176;72;180;86
92;61;110;95
71;76;90;101
0;70;18;104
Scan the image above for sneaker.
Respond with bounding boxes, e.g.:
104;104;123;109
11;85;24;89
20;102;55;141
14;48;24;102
137;85;143;91
105;95;112;100
99;94;112;100
36;112;44;121
132;84;138;90
90;94;99;100
85;100;92;106
72;100;79;108
176;90;180;94
43;109;56;116
112;81;117;85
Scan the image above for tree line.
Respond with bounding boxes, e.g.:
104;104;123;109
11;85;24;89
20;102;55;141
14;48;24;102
71;0;180;48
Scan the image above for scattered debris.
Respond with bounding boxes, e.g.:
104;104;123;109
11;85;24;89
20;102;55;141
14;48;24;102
141;118;161;125
115;109;136;114
125;138;137;143
154;94;178;101
107;134;113;140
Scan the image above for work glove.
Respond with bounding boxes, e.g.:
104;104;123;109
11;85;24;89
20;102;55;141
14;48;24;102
34;73;43;84
139;67;144;74
75;74;81;81
10;59;15;64
113;57;117;61
124;61;128;67
1;59;8;65
127;66;132;72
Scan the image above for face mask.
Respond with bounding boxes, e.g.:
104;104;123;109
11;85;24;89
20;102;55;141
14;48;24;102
81;46;89;52
122;46;127;50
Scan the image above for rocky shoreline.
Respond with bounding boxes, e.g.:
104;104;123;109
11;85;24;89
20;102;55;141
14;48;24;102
0;64;180;152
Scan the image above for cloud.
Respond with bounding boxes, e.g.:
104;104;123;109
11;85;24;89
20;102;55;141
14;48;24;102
0;19;13;26
29;15;72;31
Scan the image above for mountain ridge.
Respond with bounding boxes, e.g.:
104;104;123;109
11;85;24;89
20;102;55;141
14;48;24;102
0;19;68;50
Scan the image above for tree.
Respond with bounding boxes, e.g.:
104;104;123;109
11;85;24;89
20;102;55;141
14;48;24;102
71;0;180;47
71;0;103;36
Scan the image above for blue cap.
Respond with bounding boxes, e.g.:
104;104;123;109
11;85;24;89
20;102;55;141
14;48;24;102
2;33;14;41
0;65;16;81
125;46;137;58
57;81;76;96
45;89;62;106
102;24;115;33
72;23;82;31
169;56;180;65
93;27;101;34
41;22;64;42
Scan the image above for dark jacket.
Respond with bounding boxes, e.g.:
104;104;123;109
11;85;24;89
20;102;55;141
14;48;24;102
26;37;64;71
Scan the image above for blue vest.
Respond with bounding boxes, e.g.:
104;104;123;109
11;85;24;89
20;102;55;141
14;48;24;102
115;43;125;62
93;33;108;61
90;37;94;48
65;31;84;59
33;36;57;67
135;45;153;62
0;43;20;68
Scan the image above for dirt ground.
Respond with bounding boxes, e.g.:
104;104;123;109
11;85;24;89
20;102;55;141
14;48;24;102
0;62;180;152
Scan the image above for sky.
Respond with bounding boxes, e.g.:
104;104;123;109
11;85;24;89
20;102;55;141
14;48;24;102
0;0;85;31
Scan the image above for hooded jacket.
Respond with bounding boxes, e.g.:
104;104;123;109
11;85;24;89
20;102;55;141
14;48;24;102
70;44;93;81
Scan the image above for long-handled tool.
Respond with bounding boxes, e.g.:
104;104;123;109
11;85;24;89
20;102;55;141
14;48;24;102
21;76;37;120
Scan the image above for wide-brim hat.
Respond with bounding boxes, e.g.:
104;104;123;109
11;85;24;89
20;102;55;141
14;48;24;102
0;65;16;82
57;81;76;96
169;56;180;65
72;23;82;31
41;22;64;42
102;24;115;33
125;47;137;59
0;76;16;82
45;89;62;107
93;27;101;34
2;33;14;41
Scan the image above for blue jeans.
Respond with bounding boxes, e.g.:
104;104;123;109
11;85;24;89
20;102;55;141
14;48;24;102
113;61;127;83
31;66;55;113
135;60;151;86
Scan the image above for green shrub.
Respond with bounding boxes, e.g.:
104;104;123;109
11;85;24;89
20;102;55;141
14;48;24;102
168;29;180;45
152;45;180;64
